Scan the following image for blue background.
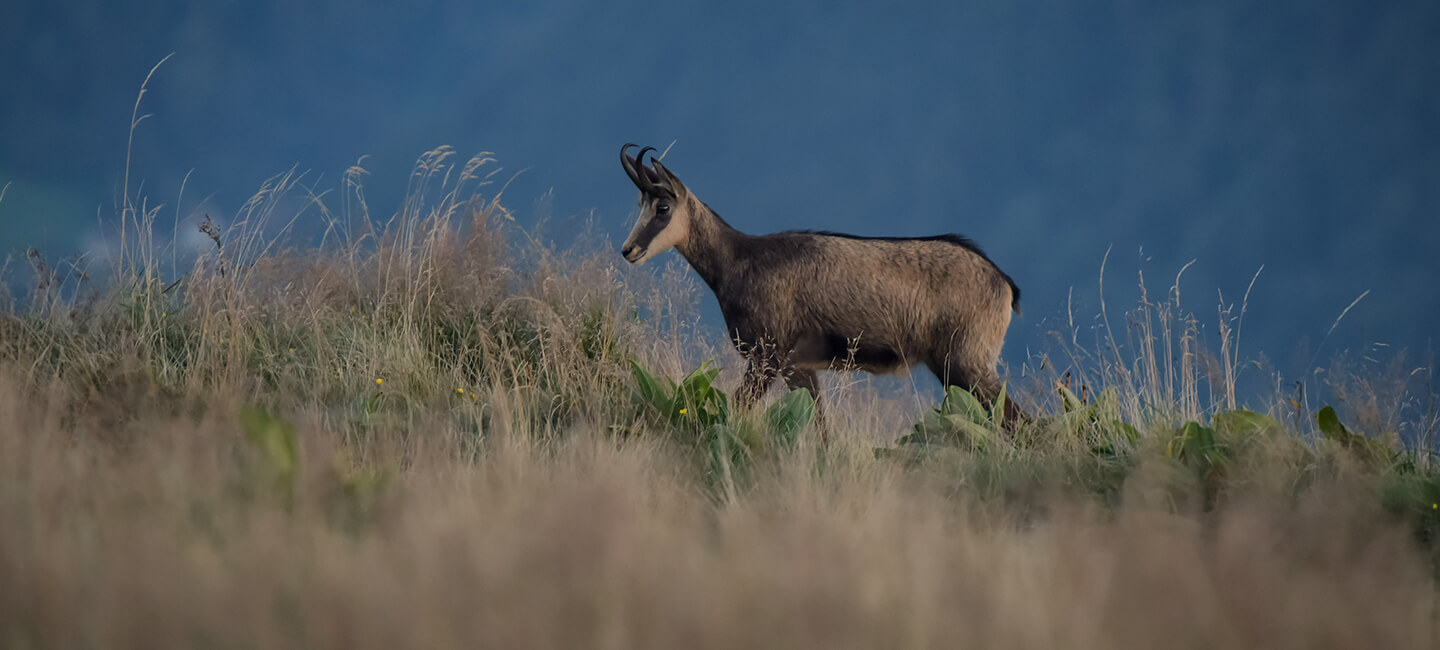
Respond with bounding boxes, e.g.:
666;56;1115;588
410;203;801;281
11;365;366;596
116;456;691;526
2;0;1437;384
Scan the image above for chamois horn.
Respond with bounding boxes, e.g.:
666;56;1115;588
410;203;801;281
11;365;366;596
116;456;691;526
620;143;663;192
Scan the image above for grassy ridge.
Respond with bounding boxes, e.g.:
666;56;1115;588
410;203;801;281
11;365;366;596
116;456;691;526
1;148;1438;648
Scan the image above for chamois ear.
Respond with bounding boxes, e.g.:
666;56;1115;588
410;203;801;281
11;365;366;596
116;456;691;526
650;159;685;197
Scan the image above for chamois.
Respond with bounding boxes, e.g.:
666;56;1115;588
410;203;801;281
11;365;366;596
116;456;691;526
619;144;1025;428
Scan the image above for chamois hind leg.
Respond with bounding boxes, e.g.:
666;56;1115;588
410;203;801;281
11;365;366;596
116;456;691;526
927;357;1029;432
783;368;828;443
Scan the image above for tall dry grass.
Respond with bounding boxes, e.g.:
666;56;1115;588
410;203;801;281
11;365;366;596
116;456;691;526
1;144;1438;648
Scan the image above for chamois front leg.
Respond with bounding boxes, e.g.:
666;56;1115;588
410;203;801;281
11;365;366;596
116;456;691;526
735;358;777;410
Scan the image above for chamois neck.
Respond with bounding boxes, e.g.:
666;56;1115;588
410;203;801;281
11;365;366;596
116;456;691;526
674;196;744;291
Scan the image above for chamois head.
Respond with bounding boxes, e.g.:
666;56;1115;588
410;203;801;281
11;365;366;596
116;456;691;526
619;143;692;264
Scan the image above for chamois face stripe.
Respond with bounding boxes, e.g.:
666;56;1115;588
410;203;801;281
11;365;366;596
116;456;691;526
623;192;692;265
635;214;668;247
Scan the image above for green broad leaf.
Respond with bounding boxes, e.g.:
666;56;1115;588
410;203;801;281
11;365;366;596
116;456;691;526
890;434;921;448
1168;420;1219;462
1110;420;1140;446
765;389;815;449
1182;421;1229;467
1057;382;1085;413
631;360;737;429
630;360;676;413
1061;402;1100;432
946;415;996;450
1185;420;1218;446
679;360;719;394
1316;405;1397;466
703;391;732;427
1213;408;1284;440
679;361;728;424
912;412;995;449
704;422;754;485
912;411;950;438
993;383;1008;429
940;386;989;425
1317;406;1351;442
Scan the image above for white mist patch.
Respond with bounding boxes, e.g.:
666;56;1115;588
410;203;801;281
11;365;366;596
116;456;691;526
76;210;228;273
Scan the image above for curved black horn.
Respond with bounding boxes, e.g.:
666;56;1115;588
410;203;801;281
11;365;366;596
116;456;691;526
620;143;643;185
635;146;657;167
635;146;662;187
620;143;669;193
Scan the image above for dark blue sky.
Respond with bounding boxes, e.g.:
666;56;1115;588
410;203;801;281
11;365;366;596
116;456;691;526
2;0;1438;381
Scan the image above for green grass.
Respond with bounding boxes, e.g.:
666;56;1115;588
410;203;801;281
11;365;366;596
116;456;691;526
1;146;1438;648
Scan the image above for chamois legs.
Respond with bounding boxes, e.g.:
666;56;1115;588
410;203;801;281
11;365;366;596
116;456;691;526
783;368;820;402
735;359;777;410
927;358;1029;431
736;360;830;443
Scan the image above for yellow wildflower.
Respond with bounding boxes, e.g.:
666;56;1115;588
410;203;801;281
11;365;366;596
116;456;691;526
680;408;688;415
375;378;384;385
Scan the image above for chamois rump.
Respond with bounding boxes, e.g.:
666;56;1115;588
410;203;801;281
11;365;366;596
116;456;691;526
619;144;1024;427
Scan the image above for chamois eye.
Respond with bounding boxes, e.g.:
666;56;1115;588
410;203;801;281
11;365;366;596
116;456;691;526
656;203;671;216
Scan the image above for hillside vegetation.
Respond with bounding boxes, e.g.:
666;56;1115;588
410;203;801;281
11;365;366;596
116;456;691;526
1;148;1438;649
